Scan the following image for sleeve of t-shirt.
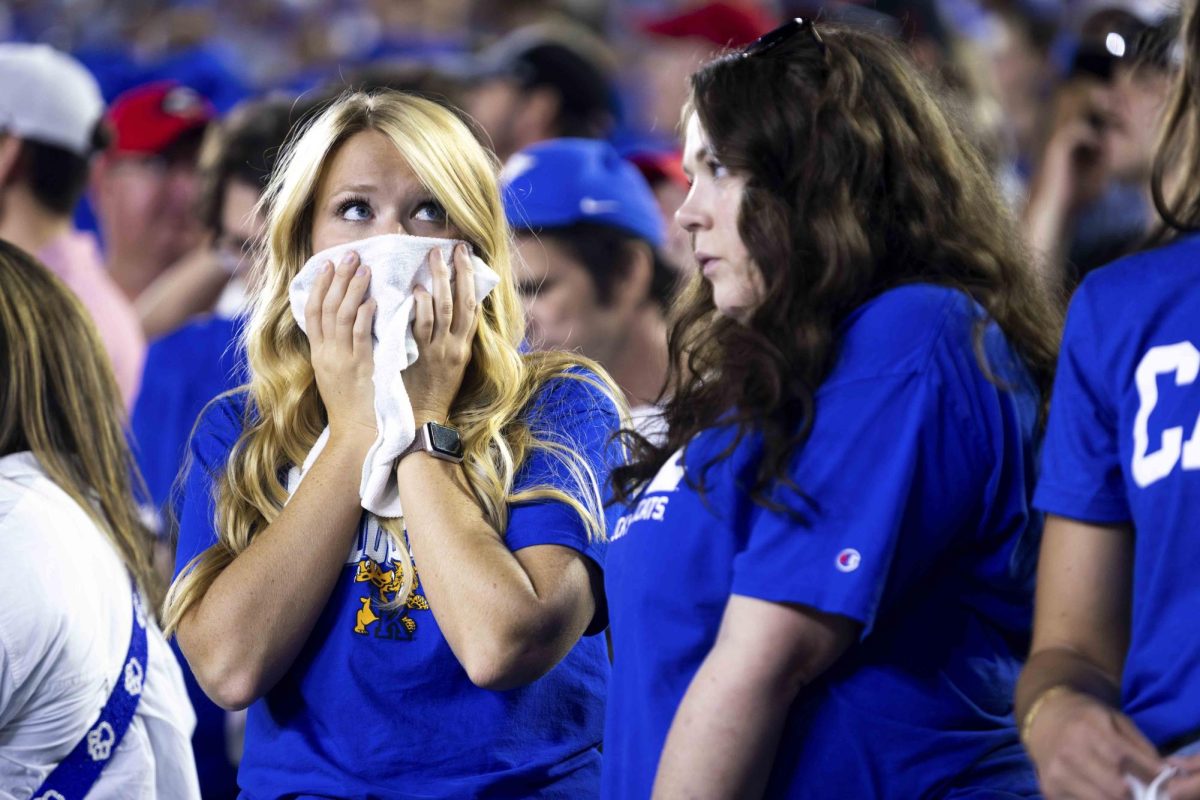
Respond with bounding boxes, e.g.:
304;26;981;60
172;395;246;580
730;369;957;637
504;370;622;570
1033;281;1131;523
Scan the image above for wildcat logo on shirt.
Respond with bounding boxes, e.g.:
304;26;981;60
347;517;429;641
1132;341;1200;488
611;449;685;541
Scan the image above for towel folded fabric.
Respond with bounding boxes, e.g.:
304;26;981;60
1125;765;1179;800
286;233;500;517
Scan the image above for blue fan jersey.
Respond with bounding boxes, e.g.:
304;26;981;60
603;285;1044;799
1036;233;1200;750
175;371;620;799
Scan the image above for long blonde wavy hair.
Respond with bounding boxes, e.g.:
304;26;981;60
0;240;162;609
163;91;621;632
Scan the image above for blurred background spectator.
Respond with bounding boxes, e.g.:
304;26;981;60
91;80;215;299
504;137;674;438
462;21;618;161
0;43;145;410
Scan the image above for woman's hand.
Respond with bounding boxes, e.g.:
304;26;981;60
404;243;479;425
304;250;377;445
1026;688;1164;800
1165;753;1200;799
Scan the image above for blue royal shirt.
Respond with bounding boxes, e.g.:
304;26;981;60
603;285;1044;799
174;370;619;800
132;314;247;511
1035;233;1200;752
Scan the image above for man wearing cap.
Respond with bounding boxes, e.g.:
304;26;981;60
90;79;215;300
504;138;673;438
0;43;146;409
465;23;616;162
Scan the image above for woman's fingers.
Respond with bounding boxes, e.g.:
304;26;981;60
450;243;478;337
338;263;370;339
304;261;334;342
413;286;434;346
322;251;359;338
353;298;376;359
429;246;454;338
1112;715;1168;783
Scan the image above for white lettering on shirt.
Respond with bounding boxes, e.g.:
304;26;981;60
611;450;686;541
1132;340;1200;488
346;517;403;565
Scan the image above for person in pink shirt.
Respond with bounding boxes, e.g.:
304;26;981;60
0;44;146;410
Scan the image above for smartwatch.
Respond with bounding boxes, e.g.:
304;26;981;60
399;421;464;464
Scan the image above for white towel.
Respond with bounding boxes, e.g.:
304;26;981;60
286;233;500;516
1126;765;1179;800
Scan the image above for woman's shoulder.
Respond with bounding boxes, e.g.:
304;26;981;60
522;355;623;425
190;389;253;465
1076;232;1200;315
831;284;976;385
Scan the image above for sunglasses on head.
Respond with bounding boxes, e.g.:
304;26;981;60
741;17;826;58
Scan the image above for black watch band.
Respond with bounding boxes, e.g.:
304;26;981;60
399;421;464;464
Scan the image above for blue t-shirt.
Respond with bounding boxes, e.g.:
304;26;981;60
1035;233;1200;751
603;285;1043;799
132;314;246;511
174;370;619;800
131;314;247;800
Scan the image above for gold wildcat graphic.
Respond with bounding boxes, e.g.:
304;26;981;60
352;558;430;638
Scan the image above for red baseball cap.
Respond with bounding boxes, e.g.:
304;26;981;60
629;150;690;192
106;80;215;156
640;2;776;48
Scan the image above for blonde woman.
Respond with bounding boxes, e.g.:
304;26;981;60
0;240;199;798
163;91;622;797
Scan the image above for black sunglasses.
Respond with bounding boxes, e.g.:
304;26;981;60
742;17;826;58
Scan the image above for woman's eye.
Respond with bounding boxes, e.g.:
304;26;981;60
337;198;372;222
707;160;728;179
413;200;447;224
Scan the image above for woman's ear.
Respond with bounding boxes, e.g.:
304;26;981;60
0;135;22;189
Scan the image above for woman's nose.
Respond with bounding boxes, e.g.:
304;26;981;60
674;185;708;233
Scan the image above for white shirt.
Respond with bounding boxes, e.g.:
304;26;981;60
0;452;200;800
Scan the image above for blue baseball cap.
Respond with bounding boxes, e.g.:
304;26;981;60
502;138;666;248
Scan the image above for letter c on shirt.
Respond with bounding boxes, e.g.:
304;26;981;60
1132;341;1200;488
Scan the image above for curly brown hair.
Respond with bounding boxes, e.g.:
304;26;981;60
612;23;1062;508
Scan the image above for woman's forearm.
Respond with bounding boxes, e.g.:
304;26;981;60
136;244;232;340
176;432;373;710
652;642;797;800
1015;646;1123;729
395;454;596;690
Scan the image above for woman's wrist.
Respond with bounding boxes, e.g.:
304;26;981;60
1020;684;1078;748
326;423;378;457
411;406;452;427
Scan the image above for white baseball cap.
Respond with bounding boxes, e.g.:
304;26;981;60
0;44;105;157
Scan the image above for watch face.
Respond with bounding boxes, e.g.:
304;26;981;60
427;422;464;457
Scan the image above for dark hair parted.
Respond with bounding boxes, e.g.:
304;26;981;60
611;24;1062;508
1148;0;1200;243
16;122;110;215
534;222;676;308
196;96;310;237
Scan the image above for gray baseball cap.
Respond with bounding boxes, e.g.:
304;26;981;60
0;44;105;157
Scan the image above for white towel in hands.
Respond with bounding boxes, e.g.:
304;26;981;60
286;233;500;517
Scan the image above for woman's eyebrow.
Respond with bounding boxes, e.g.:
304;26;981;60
329;182;379;195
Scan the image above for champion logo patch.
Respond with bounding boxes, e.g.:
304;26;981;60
835;548;861;573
